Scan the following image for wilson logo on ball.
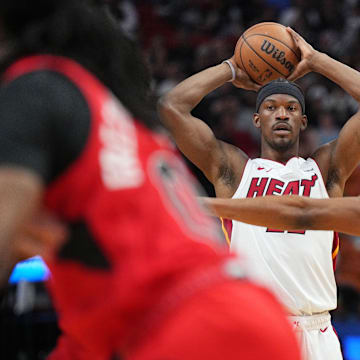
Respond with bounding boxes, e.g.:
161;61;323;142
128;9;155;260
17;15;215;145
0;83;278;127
260;40;295;73
234;22;300;85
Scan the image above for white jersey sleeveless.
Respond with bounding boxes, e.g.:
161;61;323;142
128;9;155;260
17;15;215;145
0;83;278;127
228;157;338;315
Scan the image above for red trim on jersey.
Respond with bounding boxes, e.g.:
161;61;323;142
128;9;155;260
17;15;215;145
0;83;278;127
220;218;233;246
332;232;340;271
308;157;324;175
332;325;339;339
3;55;88;85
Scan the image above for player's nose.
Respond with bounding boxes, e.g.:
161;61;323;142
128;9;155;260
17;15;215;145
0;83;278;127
275;106;289;120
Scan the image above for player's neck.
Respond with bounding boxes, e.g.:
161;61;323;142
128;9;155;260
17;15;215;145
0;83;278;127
260;146;299;164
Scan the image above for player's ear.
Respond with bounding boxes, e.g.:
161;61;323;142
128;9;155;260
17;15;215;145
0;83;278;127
253;113;261;128
300;114;307;131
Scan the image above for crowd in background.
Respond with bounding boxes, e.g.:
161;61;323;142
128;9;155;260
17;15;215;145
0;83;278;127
112;0;360;325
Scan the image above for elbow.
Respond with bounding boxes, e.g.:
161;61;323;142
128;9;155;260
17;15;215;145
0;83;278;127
157;96;173;126
157;95;171;115
157;94;190;129
157;95;178;121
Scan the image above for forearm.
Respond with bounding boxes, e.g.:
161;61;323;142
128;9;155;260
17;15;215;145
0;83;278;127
204;196;307;229
203;195;360;236
157;62;233;176
311;52;360;102
0;169;43;288
160;63;232;114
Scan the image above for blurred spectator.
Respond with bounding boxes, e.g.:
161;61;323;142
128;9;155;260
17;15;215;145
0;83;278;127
317;112;339;144
299;126;319;157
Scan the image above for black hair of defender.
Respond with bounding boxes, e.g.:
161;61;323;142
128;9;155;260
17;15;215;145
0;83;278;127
0;0;159;130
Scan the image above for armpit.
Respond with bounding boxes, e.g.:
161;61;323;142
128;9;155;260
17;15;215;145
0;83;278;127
326;167;341;193
218;163;237;189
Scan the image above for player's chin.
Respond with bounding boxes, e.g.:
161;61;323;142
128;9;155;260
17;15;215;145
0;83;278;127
272;131;294;142
271;137;294;150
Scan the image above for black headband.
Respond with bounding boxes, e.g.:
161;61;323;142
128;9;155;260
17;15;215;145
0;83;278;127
256;81;305;114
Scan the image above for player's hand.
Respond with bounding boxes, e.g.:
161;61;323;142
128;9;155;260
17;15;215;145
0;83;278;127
14;212;67;261
228;57;261;91
286;27;320;81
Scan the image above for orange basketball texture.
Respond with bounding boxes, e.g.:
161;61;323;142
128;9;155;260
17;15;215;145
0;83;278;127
235;22;301;85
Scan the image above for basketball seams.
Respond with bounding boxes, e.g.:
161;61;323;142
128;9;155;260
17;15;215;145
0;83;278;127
242;36;287;78
243;22;285;36
239;36;261;85
244;33;300;60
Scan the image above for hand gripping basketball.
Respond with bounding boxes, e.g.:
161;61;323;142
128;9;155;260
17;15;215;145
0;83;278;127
286;27;319;81
234;22;301;85
224;57;260;91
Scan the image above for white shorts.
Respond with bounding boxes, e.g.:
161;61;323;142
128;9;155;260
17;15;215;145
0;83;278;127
289;312;343;360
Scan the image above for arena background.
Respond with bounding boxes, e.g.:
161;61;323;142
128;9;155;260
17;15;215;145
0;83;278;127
1;1;360;359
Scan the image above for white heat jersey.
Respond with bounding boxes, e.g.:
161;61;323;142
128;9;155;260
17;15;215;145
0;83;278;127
227;157;338;315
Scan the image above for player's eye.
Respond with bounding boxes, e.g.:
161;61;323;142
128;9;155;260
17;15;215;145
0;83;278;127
288;105;296;111
266;105;275;110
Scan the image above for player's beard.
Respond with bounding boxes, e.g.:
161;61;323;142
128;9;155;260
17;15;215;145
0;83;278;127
263;133;298;152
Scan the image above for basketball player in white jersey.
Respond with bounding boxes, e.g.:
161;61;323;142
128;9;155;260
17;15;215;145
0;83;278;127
158;28;360;360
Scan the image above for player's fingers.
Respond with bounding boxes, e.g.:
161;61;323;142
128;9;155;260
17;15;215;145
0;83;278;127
287;61;308;81
239;78;261;91
286;27;304;46
250;82;261;91
287;71;303;82
232;78;260;91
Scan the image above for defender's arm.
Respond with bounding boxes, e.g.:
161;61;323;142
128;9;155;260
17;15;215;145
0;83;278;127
203;195;360;236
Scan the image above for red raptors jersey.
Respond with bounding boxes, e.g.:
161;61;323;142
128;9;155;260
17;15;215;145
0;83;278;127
4;56;233;356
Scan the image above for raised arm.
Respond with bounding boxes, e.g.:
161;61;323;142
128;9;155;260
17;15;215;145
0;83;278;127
287;28;360;194
288;27;360;102
202;195;360;236
311;51;360;195
158;59;259;197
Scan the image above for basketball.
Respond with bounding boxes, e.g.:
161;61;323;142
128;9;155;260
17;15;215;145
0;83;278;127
234;22;301;85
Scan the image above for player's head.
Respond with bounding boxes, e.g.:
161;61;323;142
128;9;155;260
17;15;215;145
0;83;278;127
253;78;307;152
0;0;71;38
0;0;159;131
